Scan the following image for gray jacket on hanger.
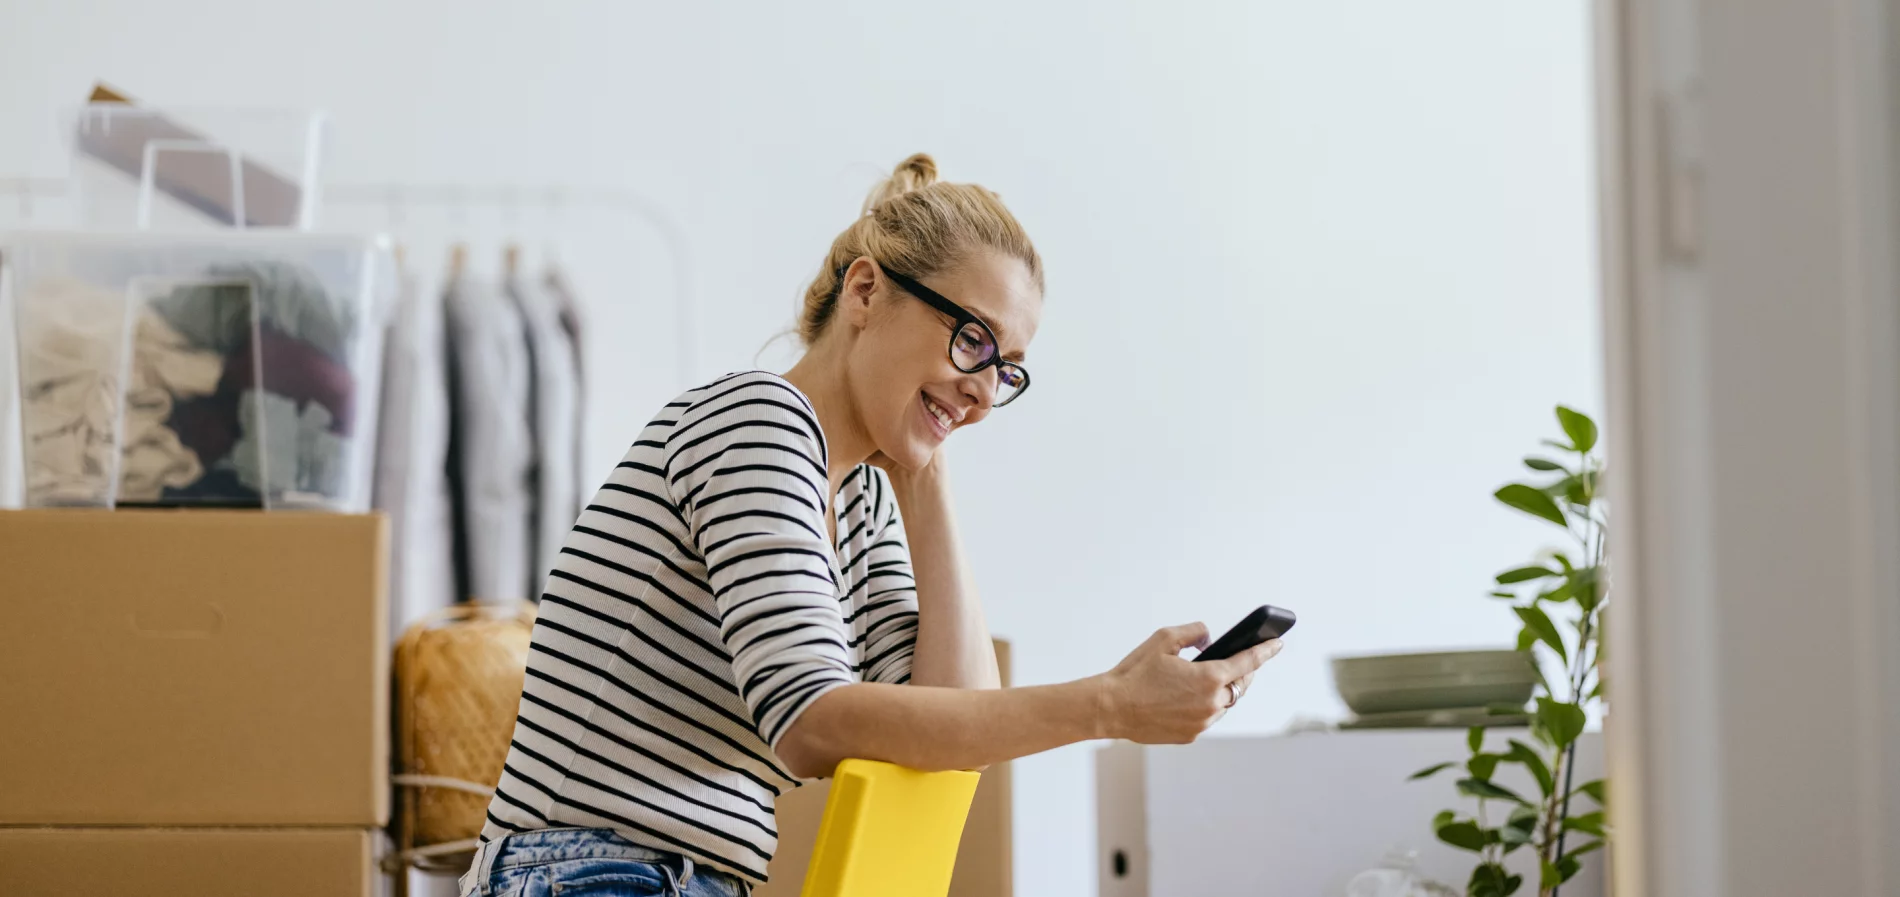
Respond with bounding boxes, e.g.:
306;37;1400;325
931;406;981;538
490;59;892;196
443;274;535;603
506;273;581;597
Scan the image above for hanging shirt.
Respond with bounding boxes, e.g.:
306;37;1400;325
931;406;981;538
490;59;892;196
506;274;582;600
443;275;536;602
374;271;457;627
473;370;922;885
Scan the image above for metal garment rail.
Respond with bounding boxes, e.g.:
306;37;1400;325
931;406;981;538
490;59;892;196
324;182;696;387
0;177;697;387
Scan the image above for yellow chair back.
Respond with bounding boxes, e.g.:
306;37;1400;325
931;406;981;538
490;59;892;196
798;759;981;897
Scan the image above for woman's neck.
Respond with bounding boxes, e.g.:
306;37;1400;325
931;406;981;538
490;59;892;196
782;346;875;498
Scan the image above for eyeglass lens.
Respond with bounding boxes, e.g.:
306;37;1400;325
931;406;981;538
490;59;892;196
950;322;1026;404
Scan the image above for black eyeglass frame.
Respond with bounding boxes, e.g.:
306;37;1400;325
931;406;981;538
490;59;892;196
877;266;1032;407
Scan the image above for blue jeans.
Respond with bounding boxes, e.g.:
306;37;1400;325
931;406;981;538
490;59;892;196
458;827;751;897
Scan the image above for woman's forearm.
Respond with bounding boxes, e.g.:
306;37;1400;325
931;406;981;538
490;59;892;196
890;462;1001;690
778;678;1110;777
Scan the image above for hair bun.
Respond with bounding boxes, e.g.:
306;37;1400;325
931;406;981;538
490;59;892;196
862;153;940;214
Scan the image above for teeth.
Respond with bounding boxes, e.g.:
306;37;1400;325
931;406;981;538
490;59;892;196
923;394;952;429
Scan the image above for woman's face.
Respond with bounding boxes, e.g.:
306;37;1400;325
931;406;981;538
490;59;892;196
843;249;1042;470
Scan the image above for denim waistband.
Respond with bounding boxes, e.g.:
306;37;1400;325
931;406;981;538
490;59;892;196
459;827;747;897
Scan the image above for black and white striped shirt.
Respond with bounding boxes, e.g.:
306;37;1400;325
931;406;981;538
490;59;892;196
475;371;921;883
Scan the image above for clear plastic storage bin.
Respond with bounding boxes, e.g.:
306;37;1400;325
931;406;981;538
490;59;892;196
69;104;326;231
2;231;392;511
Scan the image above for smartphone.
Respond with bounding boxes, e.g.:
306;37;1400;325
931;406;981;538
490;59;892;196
1192;604;1297;663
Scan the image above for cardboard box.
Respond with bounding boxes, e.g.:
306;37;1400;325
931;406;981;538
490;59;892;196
0;826;378;897
0;510;389;826
755;640;1013;897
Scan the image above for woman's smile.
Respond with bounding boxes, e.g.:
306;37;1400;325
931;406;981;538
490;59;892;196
921;390;958;440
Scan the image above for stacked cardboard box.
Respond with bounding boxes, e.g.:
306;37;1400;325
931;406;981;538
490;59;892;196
0;510;390;896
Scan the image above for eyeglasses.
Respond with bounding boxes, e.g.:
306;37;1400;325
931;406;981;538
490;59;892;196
880;267;1031;407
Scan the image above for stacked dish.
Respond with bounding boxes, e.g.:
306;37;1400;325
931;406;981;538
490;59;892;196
1331;650;1537;729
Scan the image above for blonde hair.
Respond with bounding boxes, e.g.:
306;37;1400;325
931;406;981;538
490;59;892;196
797;153;1043;344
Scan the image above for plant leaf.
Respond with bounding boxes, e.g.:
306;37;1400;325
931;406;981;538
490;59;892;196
1541;860;1562;891
1575;779;1607;806
1495;484;1567;527
1471;863;1518;897
1499;805;1538;847
1558;854;1583;883
1468;753;1501;780
1514;605;1569;663
1542;473;1578;499
1536;698;1587;748
1468;726;1484;753
1556;406;1599;453
1433;809;1456;831
1542;438;1576;452
1497;566;1558;584
1537;581;1573;603
1489;590;1518;599
1436;820;1487;852
1409;762;1456;781
1571;566;1601;612
1566;839;1607;860
1564;475;1589;506
1564;811;1608;837
1516;628;1539;653
1457;777;1530;805
1524;456;1568;472
1506;739;1555;796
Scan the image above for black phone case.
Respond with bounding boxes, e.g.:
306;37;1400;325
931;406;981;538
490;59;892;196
1193;604;1297;662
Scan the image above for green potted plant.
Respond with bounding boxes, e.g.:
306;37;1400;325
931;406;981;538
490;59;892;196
1409;406;1609;897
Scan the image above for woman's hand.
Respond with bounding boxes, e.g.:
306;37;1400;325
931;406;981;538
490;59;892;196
867;446;945;485
1096;623;1283;744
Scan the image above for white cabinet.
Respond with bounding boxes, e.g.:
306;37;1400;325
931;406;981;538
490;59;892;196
1096;731;1606;897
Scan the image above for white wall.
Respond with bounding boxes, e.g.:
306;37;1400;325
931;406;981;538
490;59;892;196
0;2;1601;895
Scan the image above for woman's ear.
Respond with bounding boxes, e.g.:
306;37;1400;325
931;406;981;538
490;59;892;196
835;256;881;330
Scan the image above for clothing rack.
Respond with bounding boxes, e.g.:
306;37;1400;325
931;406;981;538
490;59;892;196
0;177;697;386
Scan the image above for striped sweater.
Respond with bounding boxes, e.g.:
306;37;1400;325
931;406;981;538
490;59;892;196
475;371;921;883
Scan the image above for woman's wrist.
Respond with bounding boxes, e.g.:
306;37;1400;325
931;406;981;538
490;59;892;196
1079;673;1122;741
887;457;951;507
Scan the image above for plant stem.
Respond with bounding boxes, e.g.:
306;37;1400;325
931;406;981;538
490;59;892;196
1548;611;1593;897
1549;453;1605;897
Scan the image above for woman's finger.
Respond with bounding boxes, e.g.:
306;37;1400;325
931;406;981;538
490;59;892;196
1209;637;1283;682
1153;622;1211;655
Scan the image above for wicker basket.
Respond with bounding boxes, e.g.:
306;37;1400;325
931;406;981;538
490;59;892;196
389;601;536;879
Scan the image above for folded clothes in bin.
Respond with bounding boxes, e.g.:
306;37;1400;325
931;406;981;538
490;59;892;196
18;278;223;504
145;261;361;506
6;232;391;511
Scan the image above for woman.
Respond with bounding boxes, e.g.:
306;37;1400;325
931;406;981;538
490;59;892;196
461;154;1282;897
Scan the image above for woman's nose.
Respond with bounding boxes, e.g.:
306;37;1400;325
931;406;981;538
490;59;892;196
960;368;998;409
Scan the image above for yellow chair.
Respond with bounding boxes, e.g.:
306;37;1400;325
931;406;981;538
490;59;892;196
799;760;982;897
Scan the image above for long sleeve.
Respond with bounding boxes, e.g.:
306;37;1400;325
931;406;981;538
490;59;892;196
480;370;929;884
666;375;855;750
854;468;920;684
